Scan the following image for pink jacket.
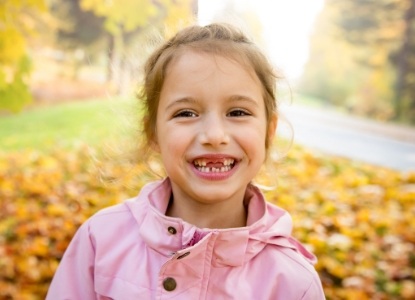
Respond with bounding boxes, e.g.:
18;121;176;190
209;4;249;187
47;179;325;299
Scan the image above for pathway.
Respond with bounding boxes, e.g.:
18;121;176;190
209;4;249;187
279;104;415;172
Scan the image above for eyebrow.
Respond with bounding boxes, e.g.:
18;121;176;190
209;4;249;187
165;97;198;111
228;95;260;107
165;94;260;110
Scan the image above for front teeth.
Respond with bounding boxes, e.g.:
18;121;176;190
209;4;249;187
193;158;235;167
193;158;235;173
224;159;234;166
194;159;207;167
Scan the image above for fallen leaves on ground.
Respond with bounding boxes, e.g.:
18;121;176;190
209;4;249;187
0;145;414;299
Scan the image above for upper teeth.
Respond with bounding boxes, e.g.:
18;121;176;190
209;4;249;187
193;158;235;166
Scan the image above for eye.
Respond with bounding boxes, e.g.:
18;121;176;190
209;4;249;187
173;110;198;118
227;109;251;117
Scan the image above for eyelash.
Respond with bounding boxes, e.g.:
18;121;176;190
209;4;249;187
173;109;251;118
227;109;251;117
173;110;198;118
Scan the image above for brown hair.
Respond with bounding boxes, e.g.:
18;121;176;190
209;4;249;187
140;23;280;152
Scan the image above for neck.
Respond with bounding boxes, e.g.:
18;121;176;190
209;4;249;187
166;188;248;229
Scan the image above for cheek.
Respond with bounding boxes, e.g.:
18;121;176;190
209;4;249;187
238;125;267;152
156;124;190;155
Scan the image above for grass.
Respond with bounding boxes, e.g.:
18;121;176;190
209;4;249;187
0;93;353;153
0;97;139;152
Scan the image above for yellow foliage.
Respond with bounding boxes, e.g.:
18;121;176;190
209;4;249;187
0;27;26;65
0;0;47;112
0;144;414;299
163;0;195;35
81;0;158;33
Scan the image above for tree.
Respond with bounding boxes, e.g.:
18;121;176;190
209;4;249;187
49;0;109;81
298;3;372;109
52;0;106;50
299;0;415;123
79;0;197;92
393;0;415;121
335;0;415;121
0;0;47;113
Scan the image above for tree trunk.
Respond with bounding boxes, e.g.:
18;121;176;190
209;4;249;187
107;33;115;83
192;0;198;17
394;0;415;120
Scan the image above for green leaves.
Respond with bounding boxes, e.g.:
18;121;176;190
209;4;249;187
0;55;32;113
0;0;46;113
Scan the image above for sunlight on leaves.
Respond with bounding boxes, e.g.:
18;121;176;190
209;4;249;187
0;144;414;299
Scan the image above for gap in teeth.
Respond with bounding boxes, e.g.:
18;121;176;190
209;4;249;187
193;159;235;173
194;158;235;167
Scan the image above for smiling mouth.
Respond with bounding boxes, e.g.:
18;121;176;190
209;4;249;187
193;158;236;173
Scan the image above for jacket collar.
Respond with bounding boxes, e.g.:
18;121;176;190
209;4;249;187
126;178;316;267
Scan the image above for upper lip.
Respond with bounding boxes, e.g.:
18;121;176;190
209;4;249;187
191;154;238;161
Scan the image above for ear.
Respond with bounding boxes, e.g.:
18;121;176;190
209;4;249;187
267;112;278;142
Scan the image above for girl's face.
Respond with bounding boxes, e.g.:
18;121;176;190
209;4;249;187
154;50;276;208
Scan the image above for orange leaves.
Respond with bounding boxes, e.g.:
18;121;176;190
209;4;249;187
0;144;414;299
0;146;147;299
268;146;415;299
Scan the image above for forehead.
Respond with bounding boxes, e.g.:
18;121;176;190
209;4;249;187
164;48;261;87
158;49;265;114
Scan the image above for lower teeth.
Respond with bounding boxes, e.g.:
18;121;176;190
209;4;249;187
197;166;232;173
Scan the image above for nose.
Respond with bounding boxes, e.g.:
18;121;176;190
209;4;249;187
198;113;230;147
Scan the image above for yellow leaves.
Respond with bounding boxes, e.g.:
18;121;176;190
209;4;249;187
46;203;68;217
306;233;326;253
0;146;147;298
163;0;195;35
0;144;414;299
267;145;415;299
402;280;415;299
81;0;158;33
0;27;26;65
0;0;46;113
321;256;349;279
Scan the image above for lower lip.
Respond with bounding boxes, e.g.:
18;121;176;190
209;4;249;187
191;163;239;181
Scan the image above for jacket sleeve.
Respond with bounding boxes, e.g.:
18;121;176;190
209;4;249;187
301;277;326;300
46;221;96;299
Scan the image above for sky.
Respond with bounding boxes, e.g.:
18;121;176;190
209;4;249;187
197;0;325;80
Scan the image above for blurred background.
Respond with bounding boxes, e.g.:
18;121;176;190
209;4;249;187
1;0;415;299
1;0;415;169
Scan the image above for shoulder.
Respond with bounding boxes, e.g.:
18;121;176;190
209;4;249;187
78;179;169;242
264;199;290;218
69;197;148;258
250;198;323;296
259;242;318;278
87;180;162;228
255;245;324;298
79;195;146;240
94;201;132;217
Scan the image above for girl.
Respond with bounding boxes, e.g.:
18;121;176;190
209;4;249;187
47;23;325;299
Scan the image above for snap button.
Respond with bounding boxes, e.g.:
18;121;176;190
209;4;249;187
168;226;177;234
163;277;177;291
177;251;190;259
